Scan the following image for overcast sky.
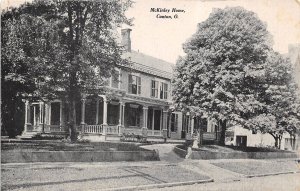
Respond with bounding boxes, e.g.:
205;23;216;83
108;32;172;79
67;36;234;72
2;0;300;64
125;0;300;64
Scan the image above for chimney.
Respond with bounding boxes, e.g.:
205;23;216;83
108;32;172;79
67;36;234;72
121;28;132;52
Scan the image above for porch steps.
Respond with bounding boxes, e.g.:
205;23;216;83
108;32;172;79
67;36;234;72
18;131;41;139
18;132;67;140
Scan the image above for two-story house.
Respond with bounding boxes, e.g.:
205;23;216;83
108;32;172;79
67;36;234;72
21;28;221;142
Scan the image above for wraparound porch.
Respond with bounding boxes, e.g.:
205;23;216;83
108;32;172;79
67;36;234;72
23;95;169;139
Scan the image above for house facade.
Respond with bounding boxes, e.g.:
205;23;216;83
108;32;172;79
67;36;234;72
21;28;221;142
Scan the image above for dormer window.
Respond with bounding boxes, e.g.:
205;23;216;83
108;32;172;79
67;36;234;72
128;74;141;94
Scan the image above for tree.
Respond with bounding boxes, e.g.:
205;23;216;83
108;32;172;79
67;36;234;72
172;7;273;146
1;5;39;137
250;52;300;148
1;0;133;141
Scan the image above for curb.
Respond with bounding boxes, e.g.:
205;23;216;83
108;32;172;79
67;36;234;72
101;178;214;191
245;171;299;178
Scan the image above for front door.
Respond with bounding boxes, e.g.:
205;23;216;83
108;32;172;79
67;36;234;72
153;109;161;130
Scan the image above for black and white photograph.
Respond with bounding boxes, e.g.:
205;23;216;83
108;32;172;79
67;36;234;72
1;0;300;190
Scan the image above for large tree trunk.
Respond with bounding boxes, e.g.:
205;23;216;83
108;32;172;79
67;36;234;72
278;135;282;149
291;135;296;150
270;133;281;149
197;118;203;147
66;3;78;143
7;98;16;138
68;97;77;142
275;137;279;148
218;119;226;146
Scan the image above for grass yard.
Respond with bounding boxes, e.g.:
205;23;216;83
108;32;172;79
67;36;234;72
176;142;292;153
1;140;148;152
212;160;299;175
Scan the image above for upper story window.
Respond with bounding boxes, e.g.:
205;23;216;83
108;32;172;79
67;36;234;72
160;82;168;99
151;80;159;98
128;74;141;95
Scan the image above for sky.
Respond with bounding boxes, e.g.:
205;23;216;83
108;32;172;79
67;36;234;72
2;0;300;64
124;0;300;64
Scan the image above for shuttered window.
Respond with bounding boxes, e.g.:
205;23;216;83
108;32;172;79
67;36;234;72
128;75;141;94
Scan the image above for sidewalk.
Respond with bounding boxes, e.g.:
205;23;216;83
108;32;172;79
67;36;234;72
1;161;211;191
140;144;184;163
2;144;299;191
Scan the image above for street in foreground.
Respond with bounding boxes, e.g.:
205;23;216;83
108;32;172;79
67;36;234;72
2;158;299;191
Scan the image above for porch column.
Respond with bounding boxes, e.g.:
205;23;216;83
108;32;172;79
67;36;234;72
39;102;43;124
81;98;86;125
48;103;52;125
24;100;29;133
27;103;31;125
60;101;64;131
142;106;148;138
118;101;123;136
39;102;44;132
103;96;108;126
186;112;190;134
95;98;99;124
118;101;123;126
121;103;125;126
102;96;108;137
33;105;36;127
191;116;195;135
44;102;49;131
142;107;148;128
81;98;86;133
162;110;168;141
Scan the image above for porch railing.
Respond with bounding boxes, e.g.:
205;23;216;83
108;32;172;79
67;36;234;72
83;125;103;134
81;125;163;137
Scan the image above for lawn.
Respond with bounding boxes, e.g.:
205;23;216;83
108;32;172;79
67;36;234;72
1;140;148;152
212;160;299;175
176;142;292;153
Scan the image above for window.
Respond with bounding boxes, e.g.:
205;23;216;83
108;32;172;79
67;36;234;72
160;82;168;99
170;113;178;132
151;80;159;98
128;75;141;94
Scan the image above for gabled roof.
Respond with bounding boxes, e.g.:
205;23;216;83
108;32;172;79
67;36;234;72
122;50;174;79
